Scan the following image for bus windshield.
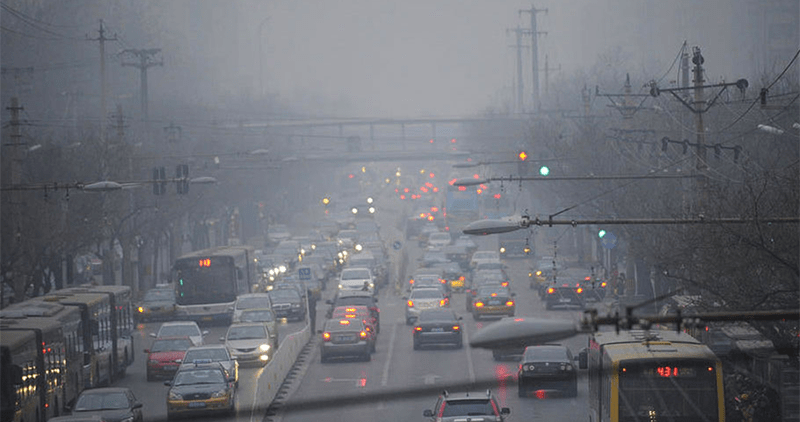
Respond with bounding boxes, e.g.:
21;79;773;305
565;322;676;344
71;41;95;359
173;264;236;305
617;361;719;422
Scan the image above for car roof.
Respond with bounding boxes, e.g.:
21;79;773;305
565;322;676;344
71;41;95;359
79;387;132;394
237;293;271;299
160;321;198;327
523;344;571;360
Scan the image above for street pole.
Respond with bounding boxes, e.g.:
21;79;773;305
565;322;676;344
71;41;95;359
88;20;116;143
692;47;707;213
507;26;525;114
121;49;163;122
520;5;547;111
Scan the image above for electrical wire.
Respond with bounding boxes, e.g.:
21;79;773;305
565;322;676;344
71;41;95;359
655;41;686;85
0;2;84;29
1;3;83;40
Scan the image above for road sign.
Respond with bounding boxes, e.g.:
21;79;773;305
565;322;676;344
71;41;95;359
601;232;617;249
392;240;402;250
298;267;312;281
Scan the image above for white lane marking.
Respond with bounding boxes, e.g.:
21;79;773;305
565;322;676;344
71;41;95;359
381;322;398;387
463;322;476;383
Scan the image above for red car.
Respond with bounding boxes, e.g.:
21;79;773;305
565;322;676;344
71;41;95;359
332;306;377;351
144;336;193;381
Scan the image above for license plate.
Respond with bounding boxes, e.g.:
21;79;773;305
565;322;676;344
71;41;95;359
489;300;501;306
188;402;206;408
431;328;444;332
559;298;571;303
202;316;213;321
336;335;354;342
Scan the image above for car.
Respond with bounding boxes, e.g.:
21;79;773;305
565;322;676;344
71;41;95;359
144;337;194;381
427;232;452;249
405;287;447;325
423;390;510;421
469;250;500;269
269;288;306;321
466;270;508;311
517;344;578;398
320;318;372;362
530;257;560;294
237;307;279;346
151;321;208;347
471;286;515;320
230;293;272;324
181;345;239;386
544;284;585;310
331;305;377;351
220;322;274;366
430;261;467;292
326;290;380;332
338;267;375;294
135;287;176;322
165;363;235;419
410;271;450;300
413;309;463;349
70;387;143;422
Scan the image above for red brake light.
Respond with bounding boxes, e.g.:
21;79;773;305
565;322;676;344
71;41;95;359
409;279;415;285
439;299;446;306
452;325;460;331
322;332;331;341
601;281;607;287
407;300;414;307
506;301;514;307
576;287;583;294
360;331;367;339
474;302;484;308
414;326;422;331
547;287;555;294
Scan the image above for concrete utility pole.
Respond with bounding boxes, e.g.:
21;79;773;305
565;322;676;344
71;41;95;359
507;26;526;114
121;48;163;122
520;5;547;111
691;47;708;213
87;20;116;141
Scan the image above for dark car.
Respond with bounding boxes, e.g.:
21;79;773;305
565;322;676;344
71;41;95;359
71;387;143;422
326;290;380;332
413;309;463;349
320;318;371;362
423;390;510;422
165;363;235;419
518;345;578;398
136;288;176;322
144;337;194;381
269;288;306;321
544;284;585;310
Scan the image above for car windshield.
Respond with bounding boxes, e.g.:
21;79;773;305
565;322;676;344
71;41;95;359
173;369;226;386
240;310;275;322
150;338;192;352
442;400;495;417
227;325;267;340
184;348;229;362
74;392;129;411
159;325;199;337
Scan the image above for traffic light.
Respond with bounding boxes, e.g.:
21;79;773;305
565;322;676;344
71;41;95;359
598;229;607;238
539;165;550;176
518;151;528;161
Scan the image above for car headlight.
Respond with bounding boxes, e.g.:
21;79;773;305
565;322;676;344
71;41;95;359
259;344;271;352
168;390;183;400
211;389;229;398
338;284;343;289
291;303;301;308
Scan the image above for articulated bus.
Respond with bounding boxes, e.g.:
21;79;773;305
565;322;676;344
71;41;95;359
0;316;67;422
172;245;258;324
584;330;724;422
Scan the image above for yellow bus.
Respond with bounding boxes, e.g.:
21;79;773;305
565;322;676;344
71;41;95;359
583;329;724;422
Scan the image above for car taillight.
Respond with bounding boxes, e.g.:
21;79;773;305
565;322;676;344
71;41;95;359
440;279;446;284
501;281;509;287
322;332;331;341
601;281;607;287
407;300;414;307
409;279;414;285
459;276;465;281
452;325;460;331
474;302;484;308
506;301;514;307
360;331;367;339
576;287;583;294
547;287;555;294
414;326;422;331
439;299;446;306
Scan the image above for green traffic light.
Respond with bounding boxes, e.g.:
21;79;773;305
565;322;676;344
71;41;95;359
539;166;550;176
598;229;606;238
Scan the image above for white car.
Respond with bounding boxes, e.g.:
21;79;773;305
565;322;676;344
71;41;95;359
221;322;274;366
231;293;272;323
150;321;208;347
470;250;501;268
427;232;452;249
338;267;375;293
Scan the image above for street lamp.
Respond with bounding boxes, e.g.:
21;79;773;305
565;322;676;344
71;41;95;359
462;218;521;235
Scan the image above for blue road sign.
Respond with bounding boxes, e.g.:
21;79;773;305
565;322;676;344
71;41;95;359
298;267;312;280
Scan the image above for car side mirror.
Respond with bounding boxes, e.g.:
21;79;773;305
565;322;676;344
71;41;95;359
149;333;157;338
578;348;588;369
163;381;172;386
423;410;434;417
501;407;511;415
202;330;209;336
133;403;143;409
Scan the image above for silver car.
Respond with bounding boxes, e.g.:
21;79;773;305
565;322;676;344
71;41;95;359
231;293;273;323
151;321;208;347
181;344;239;387
320;318;371;362
220;323;274;366
405;287;447;325
238;307;279;347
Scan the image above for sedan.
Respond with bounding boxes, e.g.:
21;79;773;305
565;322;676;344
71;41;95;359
238;308;279;347
71;388;143;422
471;287;516;320
151;321;208;347
320;319;371;362
181;345;239;387
144;337;194;381
269;288;306;321
413;309;463;349
220;323;273;366
405;288;447;325
165;364;235;419
135;288;176;322
518;345;578;398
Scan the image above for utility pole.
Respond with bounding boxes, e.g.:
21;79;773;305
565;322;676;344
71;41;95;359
520;5;547;111
2;98;24;303
507;26;526;114
87;20;116;142
121;48;163;122
691;47;708;213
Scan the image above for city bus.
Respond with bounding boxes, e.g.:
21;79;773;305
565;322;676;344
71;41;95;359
0;315;68;422
583;329;724;422
444;178;480;234
172;245;258;324
76;285;135;377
